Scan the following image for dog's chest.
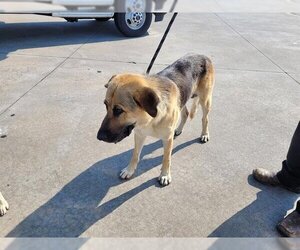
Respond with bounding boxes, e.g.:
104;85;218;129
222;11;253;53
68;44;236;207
135;125;171;140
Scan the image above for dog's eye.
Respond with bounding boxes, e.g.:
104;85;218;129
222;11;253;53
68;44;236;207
113;107;124;117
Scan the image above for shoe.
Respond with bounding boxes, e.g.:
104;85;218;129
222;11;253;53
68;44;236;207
253;168;300;194
277;210;300;237
253;168;280;186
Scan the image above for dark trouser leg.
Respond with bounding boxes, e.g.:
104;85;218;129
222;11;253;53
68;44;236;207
275;122;300;237
277;121;300;189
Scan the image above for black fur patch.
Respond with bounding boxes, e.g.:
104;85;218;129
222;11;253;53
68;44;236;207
157;53;210;108
174;61;191;76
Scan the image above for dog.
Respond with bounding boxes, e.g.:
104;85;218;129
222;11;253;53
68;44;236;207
97;53;215;186
0;192;9;216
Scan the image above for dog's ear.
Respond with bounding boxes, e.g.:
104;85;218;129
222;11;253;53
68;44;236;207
133;87;160;118
105;75;117;88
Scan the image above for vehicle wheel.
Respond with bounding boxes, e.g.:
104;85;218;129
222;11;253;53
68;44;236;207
114;0;152;37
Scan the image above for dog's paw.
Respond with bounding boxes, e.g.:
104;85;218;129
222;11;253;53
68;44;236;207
200;134;210;143
120;168;135;180
0;199;9;216
158;174;172;186
174;130;182;139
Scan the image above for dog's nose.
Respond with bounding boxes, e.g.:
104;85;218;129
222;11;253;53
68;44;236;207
97;130;108;141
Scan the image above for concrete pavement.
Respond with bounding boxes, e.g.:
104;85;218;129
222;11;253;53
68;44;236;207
0;13;299;237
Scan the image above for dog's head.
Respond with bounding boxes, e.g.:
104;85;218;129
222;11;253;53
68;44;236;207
97;74;160;143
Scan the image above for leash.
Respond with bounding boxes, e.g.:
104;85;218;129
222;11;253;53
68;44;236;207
146;1;178;75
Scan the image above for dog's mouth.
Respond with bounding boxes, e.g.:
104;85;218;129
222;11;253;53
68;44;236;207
114;123;136;144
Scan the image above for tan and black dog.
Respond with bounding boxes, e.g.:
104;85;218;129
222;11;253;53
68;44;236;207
97;53;215;186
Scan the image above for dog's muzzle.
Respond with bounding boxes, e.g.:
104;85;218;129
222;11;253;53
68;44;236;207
97;123;136;144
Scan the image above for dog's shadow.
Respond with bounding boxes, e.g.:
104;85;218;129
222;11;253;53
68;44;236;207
7;138;199;237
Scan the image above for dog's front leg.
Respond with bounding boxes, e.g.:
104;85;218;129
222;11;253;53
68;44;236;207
158;137;174;186
120;133;146;180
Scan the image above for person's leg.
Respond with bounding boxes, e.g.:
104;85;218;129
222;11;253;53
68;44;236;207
252;122;300;237
277;121;300;190
253;121;300;193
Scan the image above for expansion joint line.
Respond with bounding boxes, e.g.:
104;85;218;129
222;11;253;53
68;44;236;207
214;13;300;86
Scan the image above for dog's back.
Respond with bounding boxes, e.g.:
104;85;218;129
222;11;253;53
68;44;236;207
156;53;213;108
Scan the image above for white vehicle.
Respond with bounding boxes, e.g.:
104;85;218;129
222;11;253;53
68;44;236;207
0;0;167;37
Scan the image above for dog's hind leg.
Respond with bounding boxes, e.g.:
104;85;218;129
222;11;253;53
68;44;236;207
174;106;189;138
120;133;146;179
199;94;212;143
199;73;214;143
190;96;199;120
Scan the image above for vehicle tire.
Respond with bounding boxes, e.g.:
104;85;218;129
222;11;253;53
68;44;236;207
114;0;152;37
